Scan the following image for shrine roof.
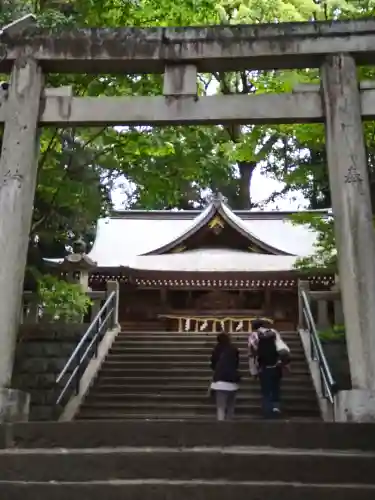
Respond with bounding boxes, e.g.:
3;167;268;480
84;198;329;270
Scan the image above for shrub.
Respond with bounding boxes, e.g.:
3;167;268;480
318;324;345;342
37;274;92;322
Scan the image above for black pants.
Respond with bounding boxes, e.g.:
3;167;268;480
259;366;282;417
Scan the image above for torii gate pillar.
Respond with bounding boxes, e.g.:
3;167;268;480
0;56;43;421
322;54;375;421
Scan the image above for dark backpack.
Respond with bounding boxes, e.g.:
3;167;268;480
257;330;279;368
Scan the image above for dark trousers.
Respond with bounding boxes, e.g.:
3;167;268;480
259;366;282;417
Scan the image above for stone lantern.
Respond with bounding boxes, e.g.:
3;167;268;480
59;238;97;292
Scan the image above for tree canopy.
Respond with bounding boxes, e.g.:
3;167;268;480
1;0;375;280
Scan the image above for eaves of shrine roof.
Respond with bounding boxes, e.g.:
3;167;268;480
123;249;298;273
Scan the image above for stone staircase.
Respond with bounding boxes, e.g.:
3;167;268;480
0;420;375;498
76;329;320;420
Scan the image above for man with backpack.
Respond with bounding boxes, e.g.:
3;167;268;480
249;319;291;418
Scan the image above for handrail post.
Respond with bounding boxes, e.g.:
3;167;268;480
75;344;81;395
298;280;314;355
106;280;119;329
298;280;310;330
94;318;100;357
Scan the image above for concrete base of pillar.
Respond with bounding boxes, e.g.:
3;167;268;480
0;388;30;423
335;389;375;422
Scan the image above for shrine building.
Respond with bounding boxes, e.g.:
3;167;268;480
55;195;334;333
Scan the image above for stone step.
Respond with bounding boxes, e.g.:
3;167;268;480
94;375;314;386
117;332;300;337
77;408;320;420
117;332;299;339
111;345;302;351
97;368;311;378
84;392;318;405
108;346;305;360
1;480;374;500
92;383;316;394
78;402;320;416
107;356;306;366
111;342;304;352
118;330;298;334
10;421;375;451
76;412;321;420
101;360;308;370
113;338;303;345
1;447;372;483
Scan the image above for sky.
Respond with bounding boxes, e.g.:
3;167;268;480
250;168;307;211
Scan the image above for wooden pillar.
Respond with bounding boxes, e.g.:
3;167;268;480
264;288;271;316
0;57;43;389
160;288;167;309
321;54;375;391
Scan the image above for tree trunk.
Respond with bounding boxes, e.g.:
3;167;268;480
237;161;256;209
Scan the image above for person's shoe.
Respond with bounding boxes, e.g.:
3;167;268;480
272;407;281;416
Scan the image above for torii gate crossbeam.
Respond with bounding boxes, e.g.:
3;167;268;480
2;19;375;73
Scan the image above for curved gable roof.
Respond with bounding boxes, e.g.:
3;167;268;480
83;205;324;268
143;195;292;256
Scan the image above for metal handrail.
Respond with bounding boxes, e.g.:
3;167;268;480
300;289;338;403
55;291;116;405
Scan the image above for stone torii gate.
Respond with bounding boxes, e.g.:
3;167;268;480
1;19;375;420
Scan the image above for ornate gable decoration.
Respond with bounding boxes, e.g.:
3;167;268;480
208;215;225;235
143;192;292;256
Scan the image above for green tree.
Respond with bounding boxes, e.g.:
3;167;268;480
290;212;337;271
